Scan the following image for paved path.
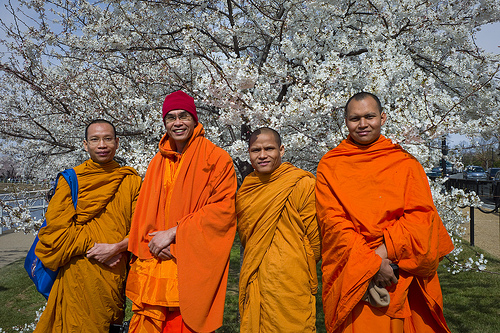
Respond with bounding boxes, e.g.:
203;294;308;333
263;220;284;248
0;230;35;269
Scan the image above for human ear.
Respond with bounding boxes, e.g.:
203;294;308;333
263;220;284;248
380;112;387;126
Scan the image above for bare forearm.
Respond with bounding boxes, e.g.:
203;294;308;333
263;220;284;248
86;238;129;263
114;237;129;254
375;242;388;259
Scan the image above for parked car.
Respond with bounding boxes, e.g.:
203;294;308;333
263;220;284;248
444;161;458;175
463;165;488;180
426;162;457;178
426;166;443;178
493;171;500;206
487;167;500;180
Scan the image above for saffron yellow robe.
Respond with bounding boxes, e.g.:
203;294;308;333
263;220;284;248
237;162;321;333
34;159;142;333
316;135;454;333
127;123;237;332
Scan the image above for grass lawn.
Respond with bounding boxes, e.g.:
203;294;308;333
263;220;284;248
0;260;46;332
440;245;500;333
1;236;499;332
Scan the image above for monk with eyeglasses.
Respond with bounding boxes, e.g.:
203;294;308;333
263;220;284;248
126;90;237;333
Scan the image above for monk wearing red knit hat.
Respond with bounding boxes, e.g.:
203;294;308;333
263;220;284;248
127;90;237;332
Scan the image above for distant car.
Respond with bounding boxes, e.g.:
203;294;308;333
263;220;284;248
487;168;500;180
463;166;487;180
426;162;457;177
444;161;458;175
426;166;443;178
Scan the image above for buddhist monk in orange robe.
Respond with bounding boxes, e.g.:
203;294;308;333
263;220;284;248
315;92;454;333
237;128;321;332
34;120;142;333
126;90;237;333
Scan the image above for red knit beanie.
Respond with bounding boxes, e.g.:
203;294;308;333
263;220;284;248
162;90;198;122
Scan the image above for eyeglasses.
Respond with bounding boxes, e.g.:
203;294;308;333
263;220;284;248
164;112;193;124
87;137;116;145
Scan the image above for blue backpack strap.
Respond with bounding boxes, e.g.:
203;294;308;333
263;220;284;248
58;168;78;208
24;168;79;300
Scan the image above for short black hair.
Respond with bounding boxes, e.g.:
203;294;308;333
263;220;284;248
248;127;282;147
85;119;116;140
344;92;383;118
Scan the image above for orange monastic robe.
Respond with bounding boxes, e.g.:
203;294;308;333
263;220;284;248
34;159;142;333
315;135;454;333
127;123;237;333
237;162;320;333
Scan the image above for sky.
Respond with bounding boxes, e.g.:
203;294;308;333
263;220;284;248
474;22;500;54
448;21;500;147
448;22;500;146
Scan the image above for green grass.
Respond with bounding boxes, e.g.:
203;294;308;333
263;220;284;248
440;244;500;333
0;260;46;332
1;237;499;332
217;237;242;332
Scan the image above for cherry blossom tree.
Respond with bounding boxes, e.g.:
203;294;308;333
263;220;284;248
0;0;499;266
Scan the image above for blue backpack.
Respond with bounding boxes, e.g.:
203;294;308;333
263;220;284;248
24;169;79;299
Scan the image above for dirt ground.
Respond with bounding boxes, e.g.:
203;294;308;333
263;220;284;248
461;207;500;259
0;230;35;269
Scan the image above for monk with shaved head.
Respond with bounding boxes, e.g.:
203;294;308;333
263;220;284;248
316;92;454;333
237;127;321;332
34;119;142;332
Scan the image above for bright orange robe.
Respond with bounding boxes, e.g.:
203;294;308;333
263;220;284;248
237;162;320;333
315;135;454;333
127;123;237;333
34;159;142;333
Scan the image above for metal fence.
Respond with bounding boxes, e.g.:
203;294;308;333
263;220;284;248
443;178;500;209
440;178;499;246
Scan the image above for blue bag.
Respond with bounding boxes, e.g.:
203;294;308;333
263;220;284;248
24;169;78;299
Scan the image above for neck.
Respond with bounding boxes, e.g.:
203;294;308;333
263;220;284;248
349;136;380;146
175;141;186;154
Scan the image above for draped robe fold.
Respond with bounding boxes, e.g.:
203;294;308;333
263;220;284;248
237;162;321;333
34;159;142;333
315;135;454;333
127;123;237;333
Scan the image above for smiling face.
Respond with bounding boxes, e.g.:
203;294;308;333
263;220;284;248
249;131;285;174
164;109;196;153
83;122;119;164
345;96;387;145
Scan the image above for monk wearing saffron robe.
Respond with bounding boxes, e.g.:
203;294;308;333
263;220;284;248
237;127;321;333
126;90;237;333
316;92;454;333
34;119;142;333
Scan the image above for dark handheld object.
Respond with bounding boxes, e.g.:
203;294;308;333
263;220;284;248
110;321;129;333
390;263;399;280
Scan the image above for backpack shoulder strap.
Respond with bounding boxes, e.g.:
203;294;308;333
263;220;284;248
58;169;78;209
